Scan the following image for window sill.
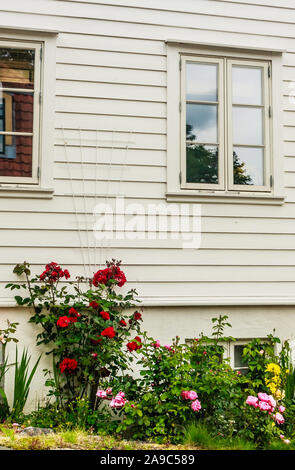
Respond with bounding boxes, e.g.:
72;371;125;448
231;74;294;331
0;185;54;199
166;191;285;205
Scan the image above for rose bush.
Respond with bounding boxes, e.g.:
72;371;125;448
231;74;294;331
6;259;143;406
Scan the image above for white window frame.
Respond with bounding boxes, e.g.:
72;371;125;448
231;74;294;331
228;338;278;372
166;41;285;205
0;28;58;198
0;40;41;184
180;55;225;191
226;59;271;192
186;337;277;373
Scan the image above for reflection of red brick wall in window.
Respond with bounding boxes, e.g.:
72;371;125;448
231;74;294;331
0;93;33;177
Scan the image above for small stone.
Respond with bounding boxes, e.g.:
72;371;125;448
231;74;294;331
18;426;54;437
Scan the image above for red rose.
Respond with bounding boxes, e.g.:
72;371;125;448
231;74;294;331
101;326;116;339
64;269;70;279
89;301;99;309
100;311;110;321
133;311;142;321
134;336;142;349
59;358;78;373
39;262;70;283
92;268;112;287
119;319;127;327
69;307;80;317
92;265;126;288
127;336;142;352
127;341;138;352
57;316;72;328
115;267;126;287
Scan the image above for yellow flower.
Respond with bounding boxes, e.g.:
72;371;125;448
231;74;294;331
286;369;290;374
275;389;285;400
266;363;281;375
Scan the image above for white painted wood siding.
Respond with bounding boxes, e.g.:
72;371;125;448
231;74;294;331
1;0;295;306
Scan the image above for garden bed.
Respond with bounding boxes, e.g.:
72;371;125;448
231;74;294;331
1;260;295;451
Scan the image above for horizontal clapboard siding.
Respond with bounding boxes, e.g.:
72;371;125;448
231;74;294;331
0;0;295;304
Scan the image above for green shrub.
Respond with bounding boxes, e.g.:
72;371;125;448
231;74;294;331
6;260;143;407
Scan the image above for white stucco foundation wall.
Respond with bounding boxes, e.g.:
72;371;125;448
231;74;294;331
1;304;295;413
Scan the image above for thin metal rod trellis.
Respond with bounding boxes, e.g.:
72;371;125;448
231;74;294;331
79;127;93;278
62;126;87;279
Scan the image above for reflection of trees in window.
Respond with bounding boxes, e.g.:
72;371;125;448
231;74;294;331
186;143;219;184
186;123;218;184
186;124;253;185
233;151;253;185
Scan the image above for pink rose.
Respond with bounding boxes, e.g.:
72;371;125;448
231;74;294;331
268;395;276;410
191;399;202;412
153;340;161;348
110;394;126;409
181;390;190;400
186;390;198;400
279;405;285;413
274;412;285;424
164;344;172;351
106;387;112;395
257;392;270;402
246;396;259;407
258;401;272;411
96;389;107;399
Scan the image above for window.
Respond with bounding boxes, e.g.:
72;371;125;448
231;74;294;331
186;336;275;375
0;42;41;183
181;55;271;192
232;343;249;375
166;42;284;204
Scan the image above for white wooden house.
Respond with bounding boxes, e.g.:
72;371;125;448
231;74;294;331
1;0;295;406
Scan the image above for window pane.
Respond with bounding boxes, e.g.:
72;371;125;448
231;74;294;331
186;144;218;184
0;135;32;177
0;91;33;133
0;48;34;89
232;107;263;145
186;103;218;143
232;66;263;105
186;62;218;101
233;147;264;186
234;345;248;369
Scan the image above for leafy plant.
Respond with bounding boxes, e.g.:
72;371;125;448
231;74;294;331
11;347;41;419
0;346;41;420
0;320;19;420
6;260;143;407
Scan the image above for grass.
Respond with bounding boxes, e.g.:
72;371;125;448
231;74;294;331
183;422;257;450
183;422;295;450
0;423;293;451
0;427;201;451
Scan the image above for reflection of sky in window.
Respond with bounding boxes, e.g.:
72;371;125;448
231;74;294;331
186;104;217;143
232;107;263;145
186;63;218;101
234;147;264;186
232;66;262;105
